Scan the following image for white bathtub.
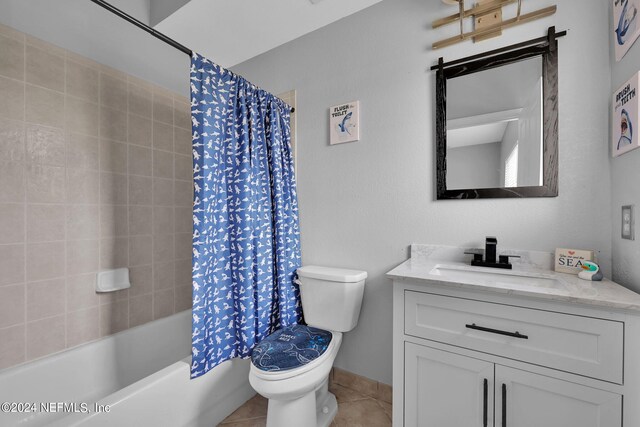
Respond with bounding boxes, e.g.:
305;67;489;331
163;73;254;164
0;310;254;427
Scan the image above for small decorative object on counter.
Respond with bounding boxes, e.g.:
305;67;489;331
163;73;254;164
554;248;595;275
578;261;604;281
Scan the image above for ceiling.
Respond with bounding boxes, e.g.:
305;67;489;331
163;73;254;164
155;0;383;67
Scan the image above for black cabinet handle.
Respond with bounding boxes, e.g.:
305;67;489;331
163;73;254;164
483;378;488;427
502;383;507;427
465;323;528;339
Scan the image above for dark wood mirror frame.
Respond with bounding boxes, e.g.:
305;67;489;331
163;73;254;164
434;27;565;200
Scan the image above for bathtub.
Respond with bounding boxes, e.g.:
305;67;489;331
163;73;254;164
0;310;254;427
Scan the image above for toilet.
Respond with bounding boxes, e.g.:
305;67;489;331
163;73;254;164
249;265;367;427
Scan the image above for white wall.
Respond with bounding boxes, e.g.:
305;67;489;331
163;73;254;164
610;2;640;292
0;0;188;96
233;0;613;384
448;142;501;189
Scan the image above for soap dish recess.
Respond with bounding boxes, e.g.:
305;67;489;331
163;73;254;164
96;268;131;292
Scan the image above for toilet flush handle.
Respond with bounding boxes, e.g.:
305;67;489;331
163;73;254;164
293;278;302;285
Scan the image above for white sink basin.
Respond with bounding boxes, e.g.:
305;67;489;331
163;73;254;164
429;264;566;290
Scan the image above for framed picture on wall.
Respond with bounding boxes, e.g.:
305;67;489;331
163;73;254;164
614;0;640;61
613;72;640;157
329;101;360;145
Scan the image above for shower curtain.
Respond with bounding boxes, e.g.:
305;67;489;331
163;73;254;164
190;53;302;379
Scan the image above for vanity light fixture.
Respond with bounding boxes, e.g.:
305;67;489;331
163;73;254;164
433;0;557;49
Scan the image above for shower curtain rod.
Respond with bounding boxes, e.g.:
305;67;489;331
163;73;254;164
88;0;295;113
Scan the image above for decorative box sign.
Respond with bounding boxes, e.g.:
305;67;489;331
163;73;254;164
554;248;595;275
330;101;360;145
614;0;640;61
613;72;640;157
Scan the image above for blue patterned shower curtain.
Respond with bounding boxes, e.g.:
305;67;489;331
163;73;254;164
190;53;302;379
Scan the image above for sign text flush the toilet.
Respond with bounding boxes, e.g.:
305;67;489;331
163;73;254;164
329;101;360;145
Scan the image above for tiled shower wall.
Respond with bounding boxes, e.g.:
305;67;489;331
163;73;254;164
0;23;193;370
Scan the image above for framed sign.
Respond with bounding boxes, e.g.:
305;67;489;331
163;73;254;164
330;101;360;145
614;0;640;61
613;72;640;157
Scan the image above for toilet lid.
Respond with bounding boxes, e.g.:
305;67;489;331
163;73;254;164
251;325;333;372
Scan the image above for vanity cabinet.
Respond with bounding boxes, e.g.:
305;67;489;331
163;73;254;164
405;343;621;427
391;278;640;427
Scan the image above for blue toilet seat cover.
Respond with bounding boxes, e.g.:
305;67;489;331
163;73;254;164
251;325;333;372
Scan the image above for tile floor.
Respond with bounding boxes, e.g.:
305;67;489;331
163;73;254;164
218;382;392;427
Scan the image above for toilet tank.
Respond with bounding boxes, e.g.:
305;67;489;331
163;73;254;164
296;266;367;332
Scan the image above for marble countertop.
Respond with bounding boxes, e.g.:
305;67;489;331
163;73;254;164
386;245;640;312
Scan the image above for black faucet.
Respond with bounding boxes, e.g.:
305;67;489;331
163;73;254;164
464;237;520;270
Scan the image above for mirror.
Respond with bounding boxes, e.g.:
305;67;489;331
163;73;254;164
435;28;561;199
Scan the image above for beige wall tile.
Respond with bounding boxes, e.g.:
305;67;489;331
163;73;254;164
100;107;127;142
153;206;174;236
26;164;66;203
0;203;25;244
0;161;24;203
128;144;152;177
129;235;152;267
0;284;25;327
26;44;64;92
67;205;100;240
66;307;99;348
66;133;99;170
129;294;153;327
153;177;173;206
153;261;174;291
66;169;99;204
153;93;174;125
153;121;173;151
0;76;25;121
100;205;128;237
26;315;65;360
129;205;152;235
27;204;65;242
128;84;152;119
98;288;128;305
0;324;25;369
100;237;129;269
153;288;174;320
174;154;192;181
129;264;152;297
174;180;193;207
66;274;99;311
100;73;127;111
174;285;192;312
174;207;193;233
0;34;24;80
100;172;127;205
25;84;64;128
26;278;65;321
173;126;191;156
174;233;192;261
66;239;99;276
0;244;24;286
66;59;99;103
65;96;99;136
0;117;25;162
129;175;152;206
173;101;191;130
100;139;128;174
99;299;129;336
153;233;174;264
127;114;152;147
174;259;192;288
153;149;173;179
25;124;65;166
26;241;65;281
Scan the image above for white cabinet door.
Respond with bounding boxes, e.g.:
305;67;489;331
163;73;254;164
405;343;494;427
495;366;622;427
